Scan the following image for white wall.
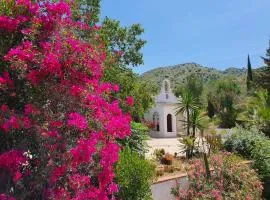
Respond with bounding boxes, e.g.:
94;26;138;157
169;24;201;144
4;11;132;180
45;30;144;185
144;103;178;138
162;104;177;137
151;176;188;200
144;79;180;138
144;105;164;137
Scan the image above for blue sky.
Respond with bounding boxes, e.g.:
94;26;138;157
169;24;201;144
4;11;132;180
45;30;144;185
101;0;270;74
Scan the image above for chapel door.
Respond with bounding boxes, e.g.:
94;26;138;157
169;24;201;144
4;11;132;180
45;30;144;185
167;114;172;132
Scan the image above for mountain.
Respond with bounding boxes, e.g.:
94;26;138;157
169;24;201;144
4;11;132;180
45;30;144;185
141;63;247;89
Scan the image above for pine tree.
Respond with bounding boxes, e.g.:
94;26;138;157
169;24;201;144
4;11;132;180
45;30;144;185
247;54;253;91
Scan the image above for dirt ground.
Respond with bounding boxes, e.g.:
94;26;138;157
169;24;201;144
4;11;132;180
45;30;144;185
146;138;185;159
145;135;213;159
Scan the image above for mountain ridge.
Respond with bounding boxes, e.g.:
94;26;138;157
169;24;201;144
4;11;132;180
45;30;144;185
141;63;247;88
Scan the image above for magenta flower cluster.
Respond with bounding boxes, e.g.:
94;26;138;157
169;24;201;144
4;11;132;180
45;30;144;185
0;0;132;199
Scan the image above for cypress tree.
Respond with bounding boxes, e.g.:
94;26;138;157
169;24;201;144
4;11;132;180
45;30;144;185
247;54;253;91
247;54;253;81
207;100;215;118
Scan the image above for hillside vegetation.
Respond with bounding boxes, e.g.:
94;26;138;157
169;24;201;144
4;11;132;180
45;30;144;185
142;63;247;89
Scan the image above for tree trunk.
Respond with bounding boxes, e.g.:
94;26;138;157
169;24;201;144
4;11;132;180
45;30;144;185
186;108;190;136
190;124;196;157
203;153;211;179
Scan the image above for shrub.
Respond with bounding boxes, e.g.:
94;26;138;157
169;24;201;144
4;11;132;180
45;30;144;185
156;170;164;176
219;108;237;128
206;130;223;154
153;148;165;161
118;122;149;157
224;127;267;158
171;152;263;200
252;139;270;180
115;148;155;200
224;127;270;179
179;136;196;158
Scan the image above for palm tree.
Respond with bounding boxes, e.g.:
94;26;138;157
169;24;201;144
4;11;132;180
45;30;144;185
248;89;270;135
190;109;209;156
189;109;211;178
176;90;199;136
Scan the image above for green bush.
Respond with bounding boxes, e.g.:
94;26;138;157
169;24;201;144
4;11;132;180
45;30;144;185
252;139;270;180
219;108;237;128
118;122;149;157
224;127;270;179
115;148;155;200
224;127;267;158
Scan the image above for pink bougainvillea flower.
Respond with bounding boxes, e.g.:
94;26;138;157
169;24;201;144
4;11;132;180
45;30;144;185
107;183;119;194
0;72;14;88
70;85;84;97
67;112;88;131
0;76;6;85
13;171;22;183
42;53;62;76
2;116;21;131
22;116;31;129
1;104;8;112
0;16;20;32
50;120;63;128
69;173;90;190
126;96;134;106
70;136;97;167
47;187;71;200
24;104;38;115
113;84;120;92
0;150;27;173
0;193;16;200
49;165;67;184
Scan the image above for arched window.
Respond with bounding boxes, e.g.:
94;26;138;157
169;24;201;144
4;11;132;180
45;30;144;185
153;112;160;131
167;114;172;132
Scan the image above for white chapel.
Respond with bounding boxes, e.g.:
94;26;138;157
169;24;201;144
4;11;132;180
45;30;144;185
144;79;183;138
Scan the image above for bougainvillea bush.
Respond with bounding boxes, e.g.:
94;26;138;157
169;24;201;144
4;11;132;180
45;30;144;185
171;152;262;200
0;0;133;199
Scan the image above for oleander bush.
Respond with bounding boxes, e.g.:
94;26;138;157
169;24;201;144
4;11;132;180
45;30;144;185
171;152;263;200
